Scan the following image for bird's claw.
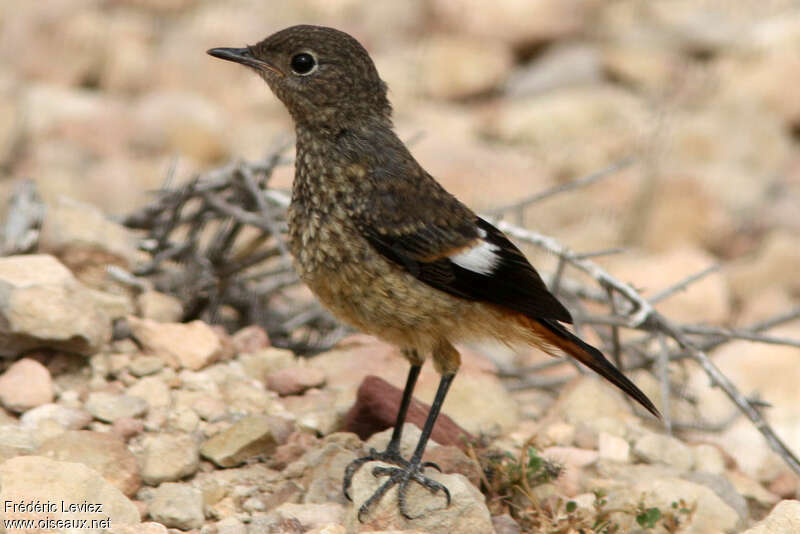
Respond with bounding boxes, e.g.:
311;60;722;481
356;463;451;521
343;447;408;501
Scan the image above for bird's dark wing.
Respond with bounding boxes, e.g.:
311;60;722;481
355;199;572;323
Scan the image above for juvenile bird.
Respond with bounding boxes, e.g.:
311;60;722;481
208;25;659;520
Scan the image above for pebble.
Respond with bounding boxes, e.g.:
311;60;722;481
140;432;200;484
0;358;54;412
86;391;148;422
148;482;204;530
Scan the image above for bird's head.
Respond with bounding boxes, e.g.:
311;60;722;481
208;25;392;130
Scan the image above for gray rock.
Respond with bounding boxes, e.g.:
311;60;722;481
0;455;140;530
0;357;54;412
345;463;493;533
20;403;92;430
127;376;171;408
38;430;141;496
0;254;112;356
128;355;166;377
86;391;148;422
39;196;140;269
140;432;199;484
742;500;800;534
634;432;694;472
200;415;292;468
148;482;204;530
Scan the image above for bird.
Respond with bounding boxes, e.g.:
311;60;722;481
208;25;659;521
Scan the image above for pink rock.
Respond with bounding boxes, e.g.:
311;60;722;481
0;358;54;412
265;366;325;396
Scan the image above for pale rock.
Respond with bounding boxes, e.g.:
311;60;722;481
20;403;91;431
346;465;492;533
417;35;512;100
231;325;270;355
693;444;726;474
543;446;599;496
547;375;635;429
492;513;522;534
0;424;37;462
305;524;346;534
683;471;749;526
140;432;199;484
109;522;168;534
165;406;199;433
432;0;596;45
601;45;683;94
0;456;140;529
38;430;141;496
0;357;54;412
287;433;363;505
282;388;339;436
214;516;247;534
366;424;439;461
132;90;229;164
0;254;112;356
219;376;271;415
310;337;519;435
728;231;800;301
604;247;729;324
86;391;148;422
112;417;145;441
128;355;166;377
506;43;602;97
39;195;140;270
266;365;326;396
239;347;296;382
200;415;292;468
480;85;647;178
128;316;224;370
543;421;575;446
611;475;739;533
137;290;183;323
741;499;800;534
598;432;630;463
726;470;781;508
633;432;694;472
127;375;171;408
273;502;345;531
191;395;227;422
148;482;204;530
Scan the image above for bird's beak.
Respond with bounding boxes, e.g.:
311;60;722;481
207;47;284;77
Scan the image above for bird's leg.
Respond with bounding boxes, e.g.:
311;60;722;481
356;372;455;521
343;362;421;500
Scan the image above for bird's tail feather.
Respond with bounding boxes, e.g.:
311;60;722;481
524;317;661;418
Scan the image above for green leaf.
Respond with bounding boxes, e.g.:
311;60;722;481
565;500;577;513
635;507;662;528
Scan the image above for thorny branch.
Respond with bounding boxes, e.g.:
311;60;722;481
113;150;800;476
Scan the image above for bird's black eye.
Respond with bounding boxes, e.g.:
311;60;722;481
290;53;317;75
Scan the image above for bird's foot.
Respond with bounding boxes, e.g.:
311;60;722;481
344;447;442;499
353;461;451;521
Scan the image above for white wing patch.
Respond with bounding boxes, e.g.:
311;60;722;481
450;239;501;275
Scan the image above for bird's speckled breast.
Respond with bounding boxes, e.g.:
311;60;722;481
286;131;470;348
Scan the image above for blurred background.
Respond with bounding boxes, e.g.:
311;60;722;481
1;0;799;481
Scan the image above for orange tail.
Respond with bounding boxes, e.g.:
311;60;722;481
524;316;660;418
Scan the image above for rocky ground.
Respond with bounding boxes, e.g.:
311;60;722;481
1;0;800;533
